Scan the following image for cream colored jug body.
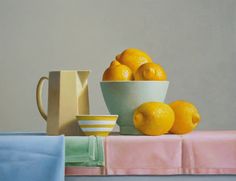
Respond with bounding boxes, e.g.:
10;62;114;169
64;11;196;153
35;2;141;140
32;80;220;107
36;70;90;135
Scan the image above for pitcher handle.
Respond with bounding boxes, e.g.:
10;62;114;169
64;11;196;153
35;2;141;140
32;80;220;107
36;76;48;121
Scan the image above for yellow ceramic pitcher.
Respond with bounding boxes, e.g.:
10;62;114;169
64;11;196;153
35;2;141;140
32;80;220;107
36;70;90;135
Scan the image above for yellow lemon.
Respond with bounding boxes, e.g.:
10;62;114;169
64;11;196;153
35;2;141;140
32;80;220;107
102;60;133;81
134;63;167;81
133;102;175;136
169;100;201;134
116;48;153;73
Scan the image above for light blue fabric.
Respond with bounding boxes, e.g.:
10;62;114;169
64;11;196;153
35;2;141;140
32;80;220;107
0;133;64;181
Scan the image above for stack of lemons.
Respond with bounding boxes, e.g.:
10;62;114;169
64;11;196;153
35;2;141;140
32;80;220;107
102;48;201;136
103;48;167;81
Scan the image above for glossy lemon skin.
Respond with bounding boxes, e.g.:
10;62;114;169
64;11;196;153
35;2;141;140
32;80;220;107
133;102;175;136
134;63;167;81
169;100;201;134
116;48;153;73
102;60;133;81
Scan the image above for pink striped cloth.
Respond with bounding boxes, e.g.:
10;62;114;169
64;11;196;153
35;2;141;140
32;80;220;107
65;131;236;175
65;167;105;176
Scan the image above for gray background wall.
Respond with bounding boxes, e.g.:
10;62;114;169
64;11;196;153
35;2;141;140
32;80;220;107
0;0;235;181
0;0;235;132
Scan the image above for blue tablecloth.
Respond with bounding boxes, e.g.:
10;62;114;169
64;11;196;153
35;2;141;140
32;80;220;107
0;133;64;181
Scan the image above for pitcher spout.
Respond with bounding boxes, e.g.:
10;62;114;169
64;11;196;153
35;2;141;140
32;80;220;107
78;70;90;87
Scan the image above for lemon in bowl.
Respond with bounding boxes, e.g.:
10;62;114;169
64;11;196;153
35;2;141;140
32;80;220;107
77;115;118;136
115;48;153;73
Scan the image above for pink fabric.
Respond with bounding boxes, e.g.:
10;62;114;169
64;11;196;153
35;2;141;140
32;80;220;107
105;135;182;175
65;131;236;176
65;167;105;176
182;131;236;174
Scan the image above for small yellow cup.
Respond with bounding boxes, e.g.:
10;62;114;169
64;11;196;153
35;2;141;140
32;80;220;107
76;115;118;136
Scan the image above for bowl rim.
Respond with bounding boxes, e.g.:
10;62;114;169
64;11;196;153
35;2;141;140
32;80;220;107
76;114;118;117
76;115;118;120
100;80;169;83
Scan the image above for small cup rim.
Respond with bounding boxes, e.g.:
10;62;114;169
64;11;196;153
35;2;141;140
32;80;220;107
76;115;118;120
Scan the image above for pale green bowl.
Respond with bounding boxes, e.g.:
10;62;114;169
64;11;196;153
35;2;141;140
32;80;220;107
100;81;169;135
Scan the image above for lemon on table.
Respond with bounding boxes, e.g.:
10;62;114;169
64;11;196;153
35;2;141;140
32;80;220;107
116;48;153;73
102;60;133;81
169;100;201;134
134;63;167;81
133;102;175;136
